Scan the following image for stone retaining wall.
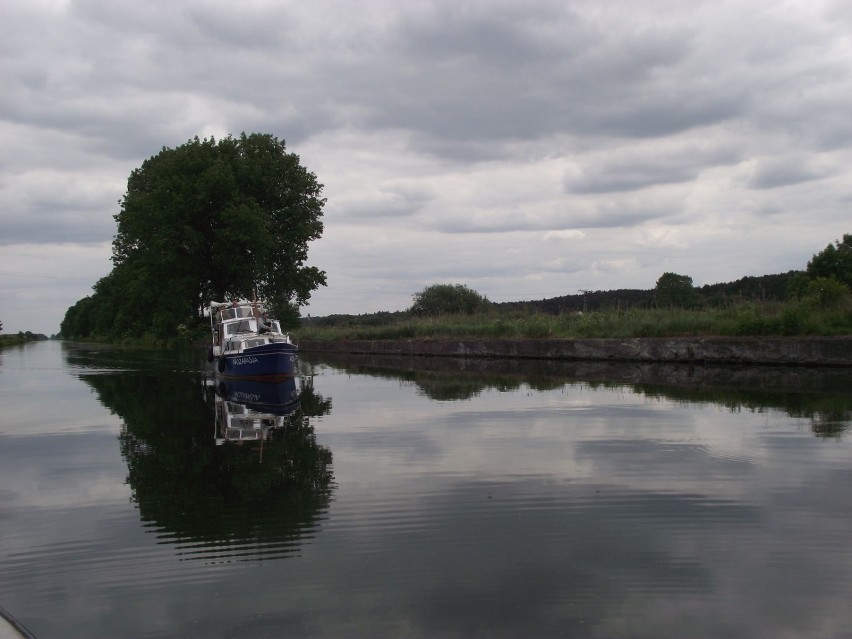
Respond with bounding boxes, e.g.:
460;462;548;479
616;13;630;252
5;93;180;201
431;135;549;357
300;336;852;366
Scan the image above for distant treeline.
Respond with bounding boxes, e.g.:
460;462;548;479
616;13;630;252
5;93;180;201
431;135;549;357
304;271;802;327
0;331;51;347
499;271;799;315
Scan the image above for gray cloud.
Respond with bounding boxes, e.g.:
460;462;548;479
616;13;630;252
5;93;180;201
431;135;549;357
2;216;112;247
332;184;437;219
365;7;711;152
565;143;742;194
747;156;833;190
2;0;852;332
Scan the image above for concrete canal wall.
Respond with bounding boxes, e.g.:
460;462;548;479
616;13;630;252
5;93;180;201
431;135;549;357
300;336;852;366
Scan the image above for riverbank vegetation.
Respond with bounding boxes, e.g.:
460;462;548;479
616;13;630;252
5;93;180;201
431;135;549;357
0;331;50;348
298;297;851;341
299;234;852;341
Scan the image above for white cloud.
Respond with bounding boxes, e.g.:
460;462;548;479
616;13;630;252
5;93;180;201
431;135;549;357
542;230;586;242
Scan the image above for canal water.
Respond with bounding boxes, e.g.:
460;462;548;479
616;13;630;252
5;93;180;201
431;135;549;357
1;340;852;638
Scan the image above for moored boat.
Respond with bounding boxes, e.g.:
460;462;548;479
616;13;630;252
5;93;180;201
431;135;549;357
208;300;297;379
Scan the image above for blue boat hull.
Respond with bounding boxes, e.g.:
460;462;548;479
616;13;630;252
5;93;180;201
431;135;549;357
215;342;297;379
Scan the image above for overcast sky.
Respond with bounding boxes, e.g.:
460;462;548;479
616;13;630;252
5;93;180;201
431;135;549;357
2;0;851;335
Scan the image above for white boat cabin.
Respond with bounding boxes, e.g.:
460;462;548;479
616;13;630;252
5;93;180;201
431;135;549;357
209;300;291;357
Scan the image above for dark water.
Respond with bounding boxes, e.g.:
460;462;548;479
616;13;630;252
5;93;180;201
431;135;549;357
2;341;852;638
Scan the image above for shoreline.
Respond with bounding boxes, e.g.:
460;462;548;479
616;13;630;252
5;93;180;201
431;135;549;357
299;335;852;367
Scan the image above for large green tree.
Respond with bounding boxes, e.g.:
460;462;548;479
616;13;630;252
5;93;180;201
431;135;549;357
654;272;696;308
807;233;852;290
63;134;326;338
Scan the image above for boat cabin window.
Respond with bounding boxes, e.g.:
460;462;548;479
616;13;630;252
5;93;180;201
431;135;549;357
217;306;254;322
225;320;254;335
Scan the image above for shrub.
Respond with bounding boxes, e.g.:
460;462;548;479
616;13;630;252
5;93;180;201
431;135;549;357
805;277;851;310
410;284;490;316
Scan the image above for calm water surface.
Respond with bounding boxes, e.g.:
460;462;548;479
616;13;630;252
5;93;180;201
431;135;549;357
1;341;852;638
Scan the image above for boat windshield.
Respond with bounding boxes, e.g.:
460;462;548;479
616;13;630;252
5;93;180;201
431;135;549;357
225;320;254;335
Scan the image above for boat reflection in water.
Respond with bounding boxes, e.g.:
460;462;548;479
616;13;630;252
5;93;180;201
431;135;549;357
63;346;337;565
148;374;337;563
214;377;301;447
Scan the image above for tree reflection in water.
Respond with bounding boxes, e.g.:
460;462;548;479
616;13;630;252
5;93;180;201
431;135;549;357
78;366;333;563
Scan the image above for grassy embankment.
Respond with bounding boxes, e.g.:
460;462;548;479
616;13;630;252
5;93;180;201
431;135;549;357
296;301;852;341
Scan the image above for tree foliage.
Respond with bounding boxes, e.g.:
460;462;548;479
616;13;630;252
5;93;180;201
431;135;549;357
807;233;852;290
654;272;696;308
410;284;490;316
804;277;851;310
62;134;326;339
